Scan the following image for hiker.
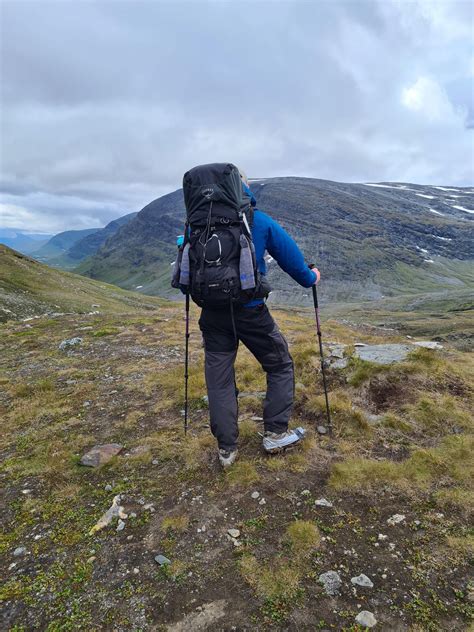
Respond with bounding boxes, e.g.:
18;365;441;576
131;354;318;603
174;163;320;467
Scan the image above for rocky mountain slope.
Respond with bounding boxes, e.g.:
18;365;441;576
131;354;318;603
1;265;472;630
77;178;474;303
0;245;164;322
66;212;138;263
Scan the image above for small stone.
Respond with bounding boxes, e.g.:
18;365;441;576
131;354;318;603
251;491;260;499
259;498;266;505
232;539;241;547
59;337;83;351
355;611;377;628
21;489;31;495
133;567;139;574
382;573;387;579
105;484;113;491
152;459;159;465
351;574;374;588
116;519;125;532
228;529;240;539
251;416;263;422
317;425;327;435
154;555;172;566
319;570;342;596
13;547;26;557
387;513;406;526
378;534;388;541
354;342;367;347
87;556;96;563
80;444;123;467
315;498;333;508
301;489;311;496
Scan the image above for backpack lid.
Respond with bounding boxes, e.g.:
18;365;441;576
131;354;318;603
183;163;249;226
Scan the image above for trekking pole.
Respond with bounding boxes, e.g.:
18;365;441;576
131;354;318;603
309;265;332;436
184;291;190;435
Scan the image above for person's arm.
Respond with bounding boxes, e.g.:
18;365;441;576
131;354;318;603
265;214;318;287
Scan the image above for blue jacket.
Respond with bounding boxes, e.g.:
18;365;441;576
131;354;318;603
243;184;316;306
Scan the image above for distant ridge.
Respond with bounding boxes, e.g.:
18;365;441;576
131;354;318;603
77;177;474;304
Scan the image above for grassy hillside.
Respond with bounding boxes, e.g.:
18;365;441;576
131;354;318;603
1;263;472;629
0;245;165;322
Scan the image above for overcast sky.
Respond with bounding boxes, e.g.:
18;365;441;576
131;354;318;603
1;0;473;233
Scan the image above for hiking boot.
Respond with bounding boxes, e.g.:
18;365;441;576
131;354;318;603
262;427;306;454
218;448;238;468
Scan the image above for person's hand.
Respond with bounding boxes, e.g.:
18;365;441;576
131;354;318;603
311;266;321;284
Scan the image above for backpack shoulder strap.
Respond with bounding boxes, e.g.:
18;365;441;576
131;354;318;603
241;205;254;237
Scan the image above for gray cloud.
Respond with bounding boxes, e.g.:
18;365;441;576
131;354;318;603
1;0;472;232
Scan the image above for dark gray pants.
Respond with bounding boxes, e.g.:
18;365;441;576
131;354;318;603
199;304;294;451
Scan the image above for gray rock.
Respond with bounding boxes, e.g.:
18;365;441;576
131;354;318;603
317;425;327;435
59;337;83;351
227;529;240;538
387;513;406;526
413;340;443;350
250;416;263;422
315;498;333;508
104;484;113;492
355;611;377;628
330;358;349;370
351;573;374;588
13;546;26;557
116;519;125;532
319;570;342;596
155;554;172;566
328;344;346;359
251;491;260;499
80;443;123;467
355;343;412;365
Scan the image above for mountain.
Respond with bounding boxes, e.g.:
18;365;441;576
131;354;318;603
33;228;100;261
0;229;54;254
0;244;164;322
76;193;183;293
66;212;138;262
78;177;474;304
32;212;137;269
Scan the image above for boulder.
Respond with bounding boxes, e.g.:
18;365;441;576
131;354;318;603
355;344;412;365
80;443;123;467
